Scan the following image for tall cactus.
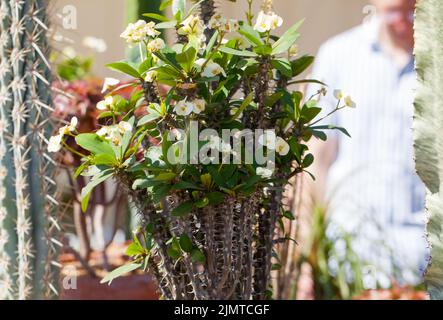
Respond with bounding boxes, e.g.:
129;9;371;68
0;0;60;299
414;0;443;300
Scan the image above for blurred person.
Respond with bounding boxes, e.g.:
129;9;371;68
307;0;427;286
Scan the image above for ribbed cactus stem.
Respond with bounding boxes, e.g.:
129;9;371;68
414;0;443;299
0;0;60;300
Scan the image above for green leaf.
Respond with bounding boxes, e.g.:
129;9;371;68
176;46;197;73
156;20;178;29
171;201;194;217
191;249;206;263
310;125;351;138
100;263;142;285
265;91;284;107
272;19;304;55
172;181;202;190
291;55;315;77
81;170;113;212
207;192;225;205
167;246;181;259
302;153;314;168
272;58;293;77
106;62;142;79
125;242;145;256
205;30;219;57
76;133;115;156
283;210;295;220
253;44;273;56
138;112;161;126
172;0;185;19
272;264;282;271
195;197;209;208
311;130;327;141
179;234;193;253
142;13;170;22
219;46;258;57
232;92;253;119
239;23;264;46
74;161;90;178
154;172;176;181
94;153;118;166
160;0;173;11
151;184;172;203
132;178;160;190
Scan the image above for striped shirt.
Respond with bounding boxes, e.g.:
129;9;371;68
308;19;427;285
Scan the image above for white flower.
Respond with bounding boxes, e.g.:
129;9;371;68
178;15;205;39
121;20;160;45
269;13;283;29
48;134;62;153
256;167;274;179
254;11;283;32
145;21;161;37
258;131;277;149
193;99;206;114
96;127;109;137
106;128;123;146
174;100;193;116
58;117;78;136
333;89;344;100
101;77;120;93
147;38;165;53
230;19;240;32
211;17;238;33
177;14;206;43
97;96;115;111
118;121;133;133
275;137;290;156
83;36;108;53
145;70;158;83
344;96;356;108
97;124;130;146
209;14;225;29
196;59;225;78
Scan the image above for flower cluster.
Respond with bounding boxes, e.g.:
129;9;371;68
334;90;357;108
254;10;283;32
48;117;78;152
195;59;226;78
96;121;133;146
173;99;206;116
178;14;205;42
209;14;239;33
258;131;290;156
120;20;161;46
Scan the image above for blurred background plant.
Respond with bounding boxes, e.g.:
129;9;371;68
50;44;133;277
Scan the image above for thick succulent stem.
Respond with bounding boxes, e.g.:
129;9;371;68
199;0;216;44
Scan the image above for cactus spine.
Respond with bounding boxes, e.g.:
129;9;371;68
414;0;443;300
0;0;60;299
